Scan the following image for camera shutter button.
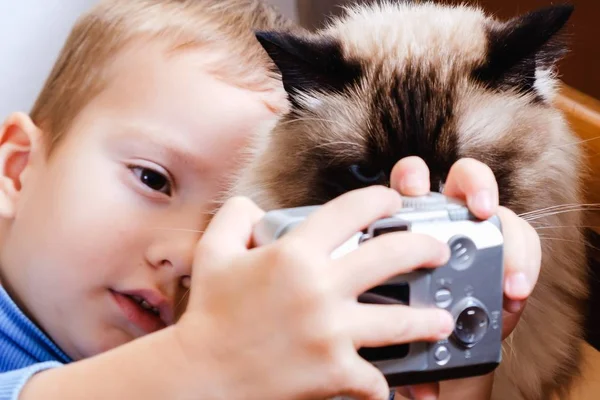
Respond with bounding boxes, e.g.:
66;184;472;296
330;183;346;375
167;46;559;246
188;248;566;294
400;192;447;210
447;236;477;271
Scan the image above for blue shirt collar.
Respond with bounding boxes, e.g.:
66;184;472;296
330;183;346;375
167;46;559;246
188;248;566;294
0;285;71;368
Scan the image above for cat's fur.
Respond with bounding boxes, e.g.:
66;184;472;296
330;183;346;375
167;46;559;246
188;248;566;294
229;1;589;399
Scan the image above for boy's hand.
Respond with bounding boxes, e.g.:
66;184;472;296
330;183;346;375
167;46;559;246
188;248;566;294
390;157;541;400
175;186;456;400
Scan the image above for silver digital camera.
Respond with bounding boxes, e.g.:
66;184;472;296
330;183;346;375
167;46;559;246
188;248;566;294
253;192;504;387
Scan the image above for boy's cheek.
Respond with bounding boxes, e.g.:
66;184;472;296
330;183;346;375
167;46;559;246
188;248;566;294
9;178;140;270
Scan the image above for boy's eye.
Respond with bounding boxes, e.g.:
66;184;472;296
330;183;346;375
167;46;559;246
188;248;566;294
132;167;172;195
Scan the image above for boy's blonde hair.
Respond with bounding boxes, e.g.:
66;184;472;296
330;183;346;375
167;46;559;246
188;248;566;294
30;0;295;150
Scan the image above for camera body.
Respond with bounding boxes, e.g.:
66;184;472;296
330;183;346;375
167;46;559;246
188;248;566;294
253;192;504;387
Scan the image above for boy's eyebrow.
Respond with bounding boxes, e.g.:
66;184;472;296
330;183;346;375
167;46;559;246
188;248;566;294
117;124;207;170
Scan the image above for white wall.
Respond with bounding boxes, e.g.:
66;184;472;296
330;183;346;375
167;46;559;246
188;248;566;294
0;0;297;121
0;0;99;120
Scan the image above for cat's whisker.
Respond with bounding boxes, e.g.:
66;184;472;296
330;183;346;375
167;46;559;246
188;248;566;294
524;213;587;222
522;205;600;221
552;135;600;149
175;288;191;312
534;225;600;230
538;236;600;251
297;141;364;157
277;117;348;129
524;210;597;221
525;210;595;221
150;228;206;234
518;203;594;217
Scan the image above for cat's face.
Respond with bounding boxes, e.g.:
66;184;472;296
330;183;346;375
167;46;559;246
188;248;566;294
237;3;581;214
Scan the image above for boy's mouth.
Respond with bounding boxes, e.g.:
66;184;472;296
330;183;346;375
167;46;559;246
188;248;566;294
126;294;160;316
110;289;174;334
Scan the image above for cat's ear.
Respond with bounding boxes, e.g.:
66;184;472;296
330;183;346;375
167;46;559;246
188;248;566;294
255;31;361;104
475;4;574;97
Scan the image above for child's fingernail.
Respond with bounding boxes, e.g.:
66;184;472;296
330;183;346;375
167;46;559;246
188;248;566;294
438;244;450;262
471;189;493;214
181;276;191;289
401;171;424;192
438;311;455;338
505;299;523;314
505;272;530;298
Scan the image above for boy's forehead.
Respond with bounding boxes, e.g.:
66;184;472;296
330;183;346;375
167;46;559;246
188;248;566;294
60;39;279;179
108;40;271;115
86;40;274;145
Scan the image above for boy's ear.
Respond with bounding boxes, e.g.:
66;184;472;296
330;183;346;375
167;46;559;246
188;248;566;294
0;112;43;218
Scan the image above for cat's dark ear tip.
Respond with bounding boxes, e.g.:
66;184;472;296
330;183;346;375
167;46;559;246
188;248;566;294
254;30;277;43
542;3;575;22
554;3;574;15
554;3;575;13
254;31;290;57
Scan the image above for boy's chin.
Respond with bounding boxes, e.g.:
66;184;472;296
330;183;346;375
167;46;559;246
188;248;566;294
70;327;142;360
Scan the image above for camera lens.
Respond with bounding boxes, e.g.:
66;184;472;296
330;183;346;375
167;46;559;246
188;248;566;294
453;305;489;347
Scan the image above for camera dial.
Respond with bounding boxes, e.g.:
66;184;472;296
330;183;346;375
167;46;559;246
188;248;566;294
451;297;490;348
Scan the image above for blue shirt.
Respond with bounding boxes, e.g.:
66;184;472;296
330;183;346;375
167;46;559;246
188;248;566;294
0;286;71;400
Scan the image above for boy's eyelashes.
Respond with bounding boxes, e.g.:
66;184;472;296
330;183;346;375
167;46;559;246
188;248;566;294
129;165;173;196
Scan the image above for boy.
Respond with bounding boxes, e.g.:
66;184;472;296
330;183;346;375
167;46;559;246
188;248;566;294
0;1;541;399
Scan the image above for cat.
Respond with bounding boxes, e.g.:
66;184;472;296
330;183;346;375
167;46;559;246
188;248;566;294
229;1;590;399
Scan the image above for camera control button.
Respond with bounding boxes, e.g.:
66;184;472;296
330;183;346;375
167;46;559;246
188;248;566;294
434;288;453;308
434;345;451;365
447;236;476;271
454;305;489;347
400;192;447;210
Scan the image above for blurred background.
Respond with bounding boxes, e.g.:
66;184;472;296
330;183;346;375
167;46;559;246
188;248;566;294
0;0;596;119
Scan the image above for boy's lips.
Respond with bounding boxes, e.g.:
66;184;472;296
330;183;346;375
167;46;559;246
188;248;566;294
110;288;174;334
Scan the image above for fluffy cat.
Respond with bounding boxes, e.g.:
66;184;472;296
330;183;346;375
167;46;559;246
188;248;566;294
230;1;589;399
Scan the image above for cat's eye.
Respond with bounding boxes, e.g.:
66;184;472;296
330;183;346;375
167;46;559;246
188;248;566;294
131;167;172;196
349;163;385;184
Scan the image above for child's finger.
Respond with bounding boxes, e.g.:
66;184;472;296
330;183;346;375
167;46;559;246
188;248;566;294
442;158;499;219
289;185;403;254
502;299;528;339
389;156;431;196
497;207;541;303
350;304;454;348
193;196;264;271
395;383;440;400
335;355;391;400
333;232;449;296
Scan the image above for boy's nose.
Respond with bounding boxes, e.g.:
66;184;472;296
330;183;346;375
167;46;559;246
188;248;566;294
146;232;197;280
